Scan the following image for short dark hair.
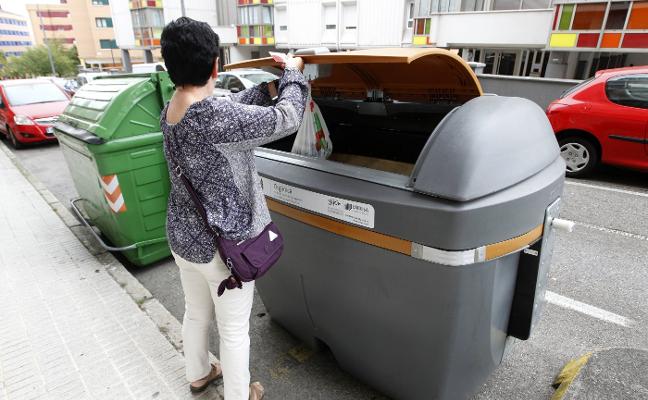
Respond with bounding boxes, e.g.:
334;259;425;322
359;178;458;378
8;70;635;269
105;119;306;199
161;17;220;86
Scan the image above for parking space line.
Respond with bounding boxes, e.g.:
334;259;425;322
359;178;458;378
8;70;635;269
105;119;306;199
575;221;648;241
565;180;648;198
545;291;636;328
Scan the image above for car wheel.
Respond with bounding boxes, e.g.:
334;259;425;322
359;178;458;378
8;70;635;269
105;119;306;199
8;127;24;149
558;136;598;178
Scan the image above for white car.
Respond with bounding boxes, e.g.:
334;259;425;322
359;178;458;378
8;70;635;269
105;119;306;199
214;69;279;97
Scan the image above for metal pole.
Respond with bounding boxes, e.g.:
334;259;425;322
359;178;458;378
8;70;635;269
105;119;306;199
180;0;186;16
37;5;57;76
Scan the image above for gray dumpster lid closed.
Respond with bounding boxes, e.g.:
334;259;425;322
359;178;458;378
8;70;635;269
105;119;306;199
410;96;560;202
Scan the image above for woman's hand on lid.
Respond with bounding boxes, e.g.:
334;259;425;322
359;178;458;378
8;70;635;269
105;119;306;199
284;54;304;72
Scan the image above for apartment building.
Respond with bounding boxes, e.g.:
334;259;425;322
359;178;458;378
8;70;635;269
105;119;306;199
26;0;120;70
0;8;31;59
274;0;412;49
112;0;244;70
545;0;648;79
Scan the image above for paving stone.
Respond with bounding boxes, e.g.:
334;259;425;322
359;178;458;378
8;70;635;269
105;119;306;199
0;145;221;399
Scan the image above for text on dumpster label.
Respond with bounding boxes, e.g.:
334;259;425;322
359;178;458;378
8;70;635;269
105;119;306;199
261;177;375;229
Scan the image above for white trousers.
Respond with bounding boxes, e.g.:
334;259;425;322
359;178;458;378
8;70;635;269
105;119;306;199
172;251;255;400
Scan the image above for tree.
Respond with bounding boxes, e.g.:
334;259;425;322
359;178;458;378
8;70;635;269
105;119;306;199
1;40;80;78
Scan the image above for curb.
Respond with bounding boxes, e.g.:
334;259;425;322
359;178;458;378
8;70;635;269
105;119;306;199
0;141;217;367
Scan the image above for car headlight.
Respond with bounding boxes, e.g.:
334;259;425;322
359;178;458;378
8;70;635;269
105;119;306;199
13;115;35;126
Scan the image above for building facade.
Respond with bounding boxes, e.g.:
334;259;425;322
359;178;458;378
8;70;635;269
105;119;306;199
274;0;413;50
545;0;648;79
26;0;121;70
0;8;31;59
113;0;246;70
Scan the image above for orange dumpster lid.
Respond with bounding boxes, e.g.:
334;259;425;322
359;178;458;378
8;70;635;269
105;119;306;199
225;48;483;103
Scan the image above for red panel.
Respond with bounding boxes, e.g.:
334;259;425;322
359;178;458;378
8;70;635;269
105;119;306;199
622;33;648;48
237;26;241;35
147;0;156;6
553;5;560;30
249;37;255;44
262;37;267;44
577;33;599;47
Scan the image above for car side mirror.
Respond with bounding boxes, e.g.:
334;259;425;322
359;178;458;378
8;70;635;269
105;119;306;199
230;87;241;93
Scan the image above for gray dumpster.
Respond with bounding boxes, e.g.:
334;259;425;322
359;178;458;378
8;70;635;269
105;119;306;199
227;48;566;400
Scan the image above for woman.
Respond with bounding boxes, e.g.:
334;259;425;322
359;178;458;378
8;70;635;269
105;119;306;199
159;17;307;399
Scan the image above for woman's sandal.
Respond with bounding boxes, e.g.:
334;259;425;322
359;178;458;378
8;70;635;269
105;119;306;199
190;363;223;393
250;381;264;400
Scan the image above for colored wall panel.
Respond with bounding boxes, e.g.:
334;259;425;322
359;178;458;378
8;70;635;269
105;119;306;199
550;33;577;47
628;1;648;29
601;32;622;48
413;35;427;45
559;4;574;30
577;33;599;47
622;32;648;47
553;5;560;30
572;3;606;30
606;2;630;29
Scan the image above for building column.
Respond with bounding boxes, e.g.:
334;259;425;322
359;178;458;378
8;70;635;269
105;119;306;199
513;49;524;76
121;49;132;72
144;49;154;63
565;51;579;79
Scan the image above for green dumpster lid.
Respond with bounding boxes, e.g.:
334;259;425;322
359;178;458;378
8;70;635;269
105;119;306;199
56;72;174;142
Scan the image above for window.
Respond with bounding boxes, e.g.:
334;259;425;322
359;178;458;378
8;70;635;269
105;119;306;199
606;2;630;29
558;4;574;30
521;0;549;10
461;0;485;11
131;8;164;28
279;25;287;31
95;17;113;27
606;75;648;109
92;0;109;5
406;1;414;28
237;5;273;25
40;24;73;31
322;3;337;42
99;39;117;48
414;18;431;35
4;83;68;106
628;1;648;29
224;76;245;92
571;3;606;30
492;0;521;11
240;72;276;84
36;10;69;18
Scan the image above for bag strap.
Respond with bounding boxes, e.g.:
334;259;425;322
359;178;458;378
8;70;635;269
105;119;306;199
164;130;219;238
164;128;243;292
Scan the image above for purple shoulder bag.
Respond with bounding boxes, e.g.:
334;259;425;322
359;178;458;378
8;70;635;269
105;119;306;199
165;132;283;296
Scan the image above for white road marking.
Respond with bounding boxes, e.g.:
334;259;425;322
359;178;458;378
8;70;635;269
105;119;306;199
575;221;648;241
545;291;636;328
565;180;648;198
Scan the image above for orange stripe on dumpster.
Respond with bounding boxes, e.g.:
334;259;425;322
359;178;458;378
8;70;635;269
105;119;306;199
266;198;412;255
100;175;127;213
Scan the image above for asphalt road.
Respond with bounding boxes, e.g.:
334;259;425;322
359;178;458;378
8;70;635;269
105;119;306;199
7;138;648;400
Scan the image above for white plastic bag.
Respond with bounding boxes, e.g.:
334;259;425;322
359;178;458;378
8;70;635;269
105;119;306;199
291;87;333;158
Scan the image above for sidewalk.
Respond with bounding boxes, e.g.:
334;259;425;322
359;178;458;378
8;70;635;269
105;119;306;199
0;145;220;400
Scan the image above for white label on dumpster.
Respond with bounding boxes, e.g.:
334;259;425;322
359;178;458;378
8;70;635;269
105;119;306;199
261;177;375;229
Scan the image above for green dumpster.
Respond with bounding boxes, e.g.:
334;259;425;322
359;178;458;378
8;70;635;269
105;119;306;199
55;72;175;266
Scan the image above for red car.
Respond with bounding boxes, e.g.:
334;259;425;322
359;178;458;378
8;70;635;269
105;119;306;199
546;66;648;177
0;79;70;149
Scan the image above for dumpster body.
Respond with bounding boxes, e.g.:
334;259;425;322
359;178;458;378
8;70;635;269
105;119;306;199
55;73;174;266
226;49;566;399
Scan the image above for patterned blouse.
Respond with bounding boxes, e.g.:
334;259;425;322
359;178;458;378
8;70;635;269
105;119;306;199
160;68;308;263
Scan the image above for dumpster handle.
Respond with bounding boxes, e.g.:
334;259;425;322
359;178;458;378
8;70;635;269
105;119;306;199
70;198;167;252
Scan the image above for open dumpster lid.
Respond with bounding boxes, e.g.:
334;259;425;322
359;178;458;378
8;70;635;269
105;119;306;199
225;48;482;103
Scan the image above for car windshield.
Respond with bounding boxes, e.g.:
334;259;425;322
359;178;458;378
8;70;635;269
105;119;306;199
560;77;595;98
240;73;277;85
4;83;68;106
